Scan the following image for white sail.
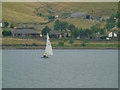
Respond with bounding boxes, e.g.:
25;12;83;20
45;33;53;55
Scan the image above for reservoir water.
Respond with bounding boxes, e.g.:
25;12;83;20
2;49;118;88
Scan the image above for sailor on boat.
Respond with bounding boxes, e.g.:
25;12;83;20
41;33;53;58
43;53;48;58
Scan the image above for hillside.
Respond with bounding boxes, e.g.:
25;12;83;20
42;2;118;16
2;2;118;29
0;2;2;20
2;2;48;23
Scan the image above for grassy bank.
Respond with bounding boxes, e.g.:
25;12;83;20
2;37;119;49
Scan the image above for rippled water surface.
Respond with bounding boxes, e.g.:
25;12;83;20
2;49;118;88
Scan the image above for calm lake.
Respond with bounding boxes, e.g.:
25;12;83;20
2;49;118;88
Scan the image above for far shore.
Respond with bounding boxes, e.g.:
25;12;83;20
2;37;119;50
1;46;119;50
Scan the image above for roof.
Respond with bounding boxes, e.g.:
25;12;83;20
70;12;87;17
12;29;38;34
49;31;60;35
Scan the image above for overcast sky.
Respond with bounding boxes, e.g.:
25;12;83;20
1;0;119;2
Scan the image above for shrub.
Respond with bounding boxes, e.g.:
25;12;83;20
2;30;12;36
62;37;67;42
42;26;51;35
10;23;14;28
32;43;38;46
69;39;74;44
73;44;80;46
28;35;35;38
81;43;86;47
58;41;64;46
3;21;9;27
83;41;88;43
48;16;55;19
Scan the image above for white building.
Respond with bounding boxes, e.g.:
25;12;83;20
114;33;117;37
108;32;117;38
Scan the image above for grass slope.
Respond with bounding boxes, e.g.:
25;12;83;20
2;2;48;23
2;2;118;23
44;2;118;15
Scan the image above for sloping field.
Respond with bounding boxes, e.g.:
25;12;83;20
2;2;118;23
42;2;118;15
2;2;48;23
63;18;105;29
0;2;2;20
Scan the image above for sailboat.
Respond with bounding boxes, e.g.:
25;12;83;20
41;33;53;58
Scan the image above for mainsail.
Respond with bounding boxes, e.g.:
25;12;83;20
45;33;53;56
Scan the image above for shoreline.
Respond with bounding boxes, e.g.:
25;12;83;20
1;46;119;50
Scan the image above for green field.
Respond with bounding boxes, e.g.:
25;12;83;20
2;37;119;49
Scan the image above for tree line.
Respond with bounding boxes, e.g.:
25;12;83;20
41;13;119;39
42;20;106;39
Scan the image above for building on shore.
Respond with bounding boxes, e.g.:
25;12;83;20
12;28;40;38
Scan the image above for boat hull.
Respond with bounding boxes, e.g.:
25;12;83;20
41;57;49;58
